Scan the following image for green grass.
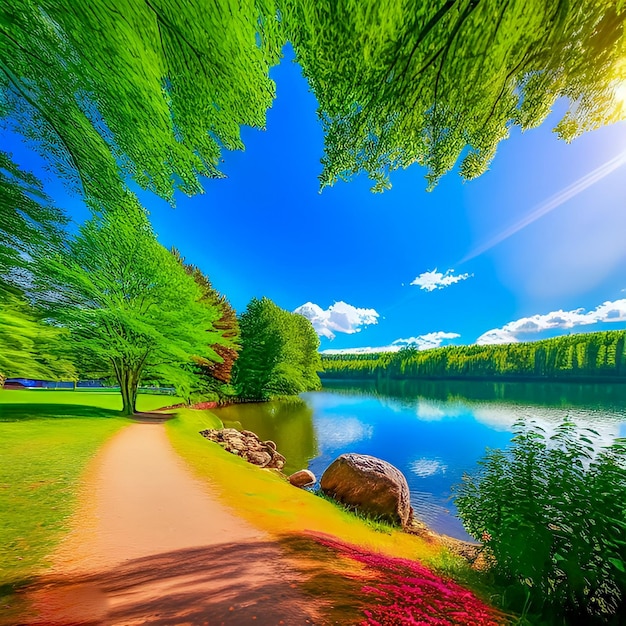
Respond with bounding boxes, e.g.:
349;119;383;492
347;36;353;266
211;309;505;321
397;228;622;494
0;389;179;600
0;388;181;413
166;409;514;616
166;408;447;564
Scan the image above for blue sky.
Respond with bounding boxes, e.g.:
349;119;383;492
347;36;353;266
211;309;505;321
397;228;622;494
5;46;626;353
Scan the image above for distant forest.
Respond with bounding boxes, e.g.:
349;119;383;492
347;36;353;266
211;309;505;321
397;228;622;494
321;331;626;383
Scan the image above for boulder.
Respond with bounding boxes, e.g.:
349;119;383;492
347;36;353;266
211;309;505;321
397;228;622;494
267;452;286;471
289;469;316;488
320;453;412;527
245;449;272;467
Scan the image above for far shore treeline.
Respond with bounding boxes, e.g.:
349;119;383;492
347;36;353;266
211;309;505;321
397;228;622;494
321;330;626;383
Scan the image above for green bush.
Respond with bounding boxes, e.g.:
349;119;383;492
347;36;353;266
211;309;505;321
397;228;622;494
454;420;626;622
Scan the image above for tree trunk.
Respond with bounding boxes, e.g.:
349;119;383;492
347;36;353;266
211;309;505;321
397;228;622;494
118;368;140;416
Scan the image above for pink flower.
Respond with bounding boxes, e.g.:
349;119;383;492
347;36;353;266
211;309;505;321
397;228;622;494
307;532;504;625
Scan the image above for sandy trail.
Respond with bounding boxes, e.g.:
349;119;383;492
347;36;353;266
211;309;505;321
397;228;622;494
22;422;318;625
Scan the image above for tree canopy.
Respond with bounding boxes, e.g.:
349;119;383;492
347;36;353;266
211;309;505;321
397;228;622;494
33;201;229;414
282;0;626;190
0;0;282;208
234;297;322;400
1;1;624;200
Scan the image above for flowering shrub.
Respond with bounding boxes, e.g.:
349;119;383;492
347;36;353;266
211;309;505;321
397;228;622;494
311;534;503;625
454;420;626;622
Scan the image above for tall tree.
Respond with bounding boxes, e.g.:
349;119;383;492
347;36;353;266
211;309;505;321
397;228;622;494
172;249;240;395
34;199;228;415
234;297;321;400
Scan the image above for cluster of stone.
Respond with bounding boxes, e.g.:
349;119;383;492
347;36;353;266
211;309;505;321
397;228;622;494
199;428;286;470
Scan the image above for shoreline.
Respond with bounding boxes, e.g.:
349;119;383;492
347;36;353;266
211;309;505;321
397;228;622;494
177;402;484;564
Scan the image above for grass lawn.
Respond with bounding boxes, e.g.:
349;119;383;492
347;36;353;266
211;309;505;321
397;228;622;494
0;389;180;602
0;388;180;412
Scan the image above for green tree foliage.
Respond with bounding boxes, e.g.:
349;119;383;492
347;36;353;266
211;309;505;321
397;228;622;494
0;0;283;208
234;297;322;400
0;151;67;285
2;2;624;200
173;249;240;397
0;287;75;385
321;331;626;382
33;200;228;415
454;420;626;621
0;152;73;385
283;0;626;191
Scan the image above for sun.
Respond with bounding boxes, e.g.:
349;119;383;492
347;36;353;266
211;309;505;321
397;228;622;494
615;82;626;107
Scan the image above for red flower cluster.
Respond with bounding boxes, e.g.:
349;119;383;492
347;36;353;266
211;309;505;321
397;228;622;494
310;534;504;626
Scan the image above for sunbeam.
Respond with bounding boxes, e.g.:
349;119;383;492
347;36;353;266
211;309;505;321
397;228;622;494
461;149;626;264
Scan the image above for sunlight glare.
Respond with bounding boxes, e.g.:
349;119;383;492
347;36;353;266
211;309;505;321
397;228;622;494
614;81;626;111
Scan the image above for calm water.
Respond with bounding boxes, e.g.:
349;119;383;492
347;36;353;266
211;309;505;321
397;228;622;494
213;380;626;541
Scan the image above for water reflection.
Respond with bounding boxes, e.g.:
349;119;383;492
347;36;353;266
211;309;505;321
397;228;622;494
213;399;319;475
410;458;447;478
323;379;626;446
216;380;626;541
323;378;626;412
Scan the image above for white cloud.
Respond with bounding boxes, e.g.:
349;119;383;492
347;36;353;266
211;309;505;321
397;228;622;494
321;346;394;355
411;268;473;292
395;332;461;350
475;328;519;345
477;298;626;345
320;331;460;354
294;301;379;340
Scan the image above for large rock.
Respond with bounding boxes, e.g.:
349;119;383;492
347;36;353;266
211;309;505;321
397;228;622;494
199;428;286;470
289;469;316;488
320;453;412;527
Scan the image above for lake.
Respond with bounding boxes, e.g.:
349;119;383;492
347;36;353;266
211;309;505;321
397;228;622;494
212;380;626;541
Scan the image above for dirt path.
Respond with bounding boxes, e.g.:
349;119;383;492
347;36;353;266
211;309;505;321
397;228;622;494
22;422;319;625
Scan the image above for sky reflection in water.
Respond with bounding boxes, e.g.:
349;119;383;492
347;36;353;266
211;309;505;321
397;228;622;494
216;380;626;541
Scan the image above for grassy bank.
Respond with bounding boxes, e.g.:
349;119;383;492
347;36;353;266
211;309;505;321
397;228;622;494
167;408;465;570
0;390;179;597
166;409;509;621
